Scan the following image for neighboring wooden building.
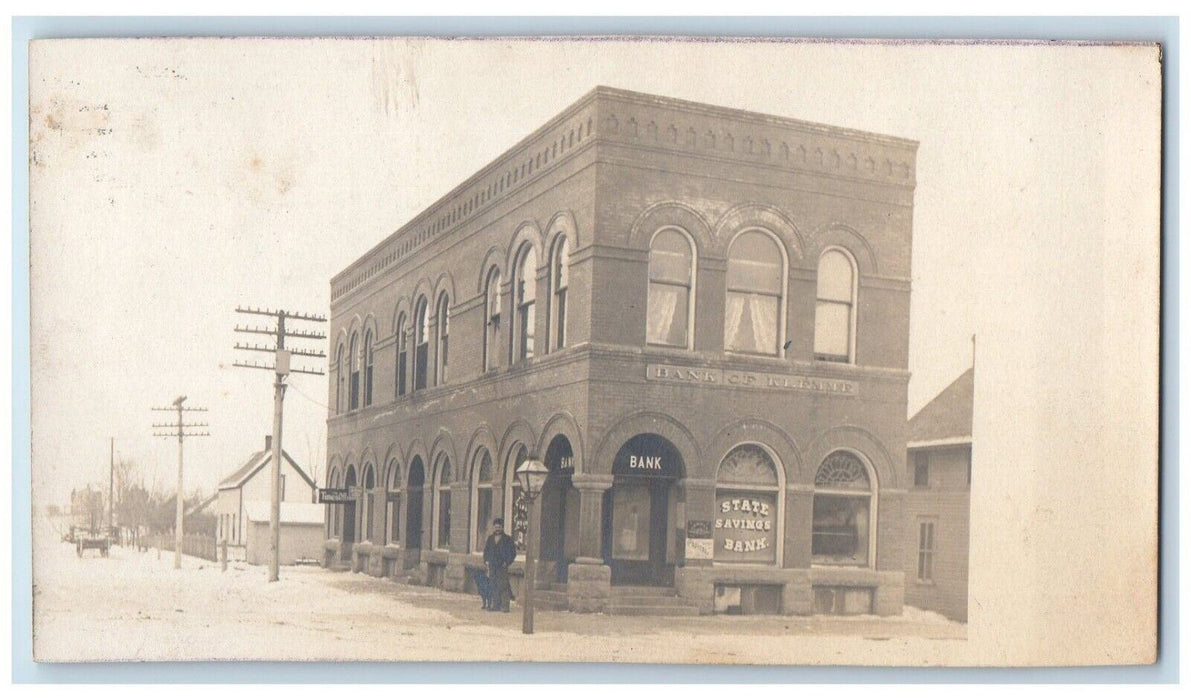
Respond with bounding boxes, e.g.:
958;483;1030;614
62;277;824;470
903;367;973;621
216;436;317;547
243;501;326;566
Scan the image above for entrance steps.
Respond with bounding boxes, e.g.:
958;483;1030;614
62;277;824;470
529;586;570;611
607;586;700;616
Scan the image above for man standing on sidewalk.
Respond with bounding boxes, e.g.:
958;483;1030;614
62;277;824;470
483;518;516;613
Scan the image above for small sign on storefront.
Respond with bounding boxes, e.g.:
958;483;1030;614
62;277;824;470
317;487;353;504
687;519;712;539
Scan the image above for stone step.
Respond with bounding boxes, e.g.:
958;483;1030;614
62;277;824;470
609;586;677;596
604;603;701;617
610;594;692;607
528;590;569;610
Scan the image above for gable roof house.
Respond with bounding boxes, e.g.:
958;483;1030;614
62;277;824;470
215;436;317;547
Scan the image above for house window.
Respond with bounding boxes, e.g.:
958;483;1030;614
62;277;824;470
714;444;780;565
435;293;450;385
811;451;874;567
363;329;374;406
914;452;930;488
279;474;286;501
395;313;408;397
647;227;695;348
335;343;346;413
414;297;430;391
433;456;452;550
505;444;529;555
471;449;494;553
484;267;502;371
362;464;375;542
550;235;569;351
814;248;858;363
917;520;936;582
513;245;537;363
348;332;360;410
725;230;784;355
386;459;401;545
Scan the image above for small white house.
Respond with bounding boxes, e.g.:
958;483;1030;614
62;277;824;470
216;436;317;547
243;501;326;566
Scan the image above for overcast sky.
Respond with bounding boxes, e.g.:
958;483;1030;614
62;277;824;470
29;37;1153;502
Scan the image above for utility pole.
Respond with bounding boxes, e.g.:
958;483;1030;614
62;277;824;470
152;396;209;569
234;306;326;582
108;437;114;535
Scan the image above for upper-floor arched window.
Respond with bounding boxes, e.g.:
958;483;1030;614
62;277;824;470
513;245;537;363
363;329;374;406
335;343;346;414
394;312;408;398
435;293;450;385
549;236;569;352
414;297;430;391
484;267;502;371
348;331;361;409
725;230;785;356
647;228;695;348
814;248;858;363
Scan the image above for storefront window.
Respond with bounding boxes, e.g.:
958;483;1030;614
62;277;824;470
714;444;780;565
434;457;451;550
725;230;784;355
362;464;376;542
647;228;694;348
811;451;873;566
472;449;494;553
386;460;401;545
506;444;529;555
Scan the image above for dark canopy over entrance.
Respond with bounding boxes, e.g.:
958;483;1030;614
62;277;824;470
604;433;683;586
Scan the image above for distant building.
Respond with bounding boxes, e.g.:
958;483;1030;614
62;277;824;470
903;367;973;621
243;501;326;566
216;436;317;548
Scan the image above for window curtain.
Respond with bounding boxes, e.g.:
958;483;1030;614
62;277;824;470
647;284;680;344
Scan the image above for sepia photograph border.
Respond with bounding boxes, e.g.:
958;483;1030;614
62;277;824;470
10;13;1179;684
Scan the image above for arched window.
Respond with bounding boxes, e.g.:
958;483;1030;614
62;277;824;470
484;267;502;371
814;248;858;363
413;297;430;391
363;329;374;407
433;456;452;550
335;343;346;414
714;444;781;565
471;449;494;553
725;230;785;356
505;444;530;555
811;451;874;567
513;245;537;363
435;293;450;385
549;236;569;352
647;228;695;348
348;332;361;409
362;463;376;542
386;459;401;545
394;312;408;398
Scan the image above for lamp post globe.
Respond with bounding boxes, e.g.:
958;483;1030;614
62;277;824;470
515;458;549;634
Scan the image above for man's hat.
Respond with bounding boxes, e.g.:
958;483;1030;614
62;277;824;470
493;518;504;526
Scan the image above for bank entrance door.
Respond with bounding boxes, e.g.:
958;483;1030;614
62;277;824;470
603;433;682;587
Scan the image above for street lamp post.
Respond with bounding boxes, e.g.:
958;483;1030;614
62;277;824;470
515;458;549;635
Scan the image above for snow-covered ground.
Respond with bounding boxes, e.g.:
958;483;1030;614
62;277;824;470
33;517;967;664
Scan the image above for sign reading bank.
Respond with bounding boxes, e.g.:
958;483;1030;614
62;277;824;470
646;364;859;396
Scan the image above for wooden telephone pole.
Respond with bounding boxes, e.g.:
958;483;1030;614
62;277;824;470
234;306;326;582
152;396;209;569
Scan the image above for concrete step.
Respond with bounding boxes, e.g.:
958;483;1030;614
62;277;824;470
609;586;677;596
610;594;693;607
529;589;569;610
605;603;700;616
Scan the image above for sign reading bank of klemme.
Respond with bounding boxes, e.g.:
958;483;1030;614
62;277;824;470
646;364;859;396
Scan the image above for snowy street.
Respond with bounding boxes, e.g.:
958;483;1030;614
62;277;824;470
33;520;967;664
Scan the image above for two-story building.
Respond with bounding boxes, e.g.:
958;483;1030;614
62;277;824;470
323;87;918;616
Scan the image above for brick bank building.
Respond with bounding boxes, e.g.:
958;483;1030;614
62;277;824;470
323;87;918;616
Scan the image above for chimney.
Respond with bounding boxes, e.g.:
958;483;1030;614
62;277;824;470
265;435;273;451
